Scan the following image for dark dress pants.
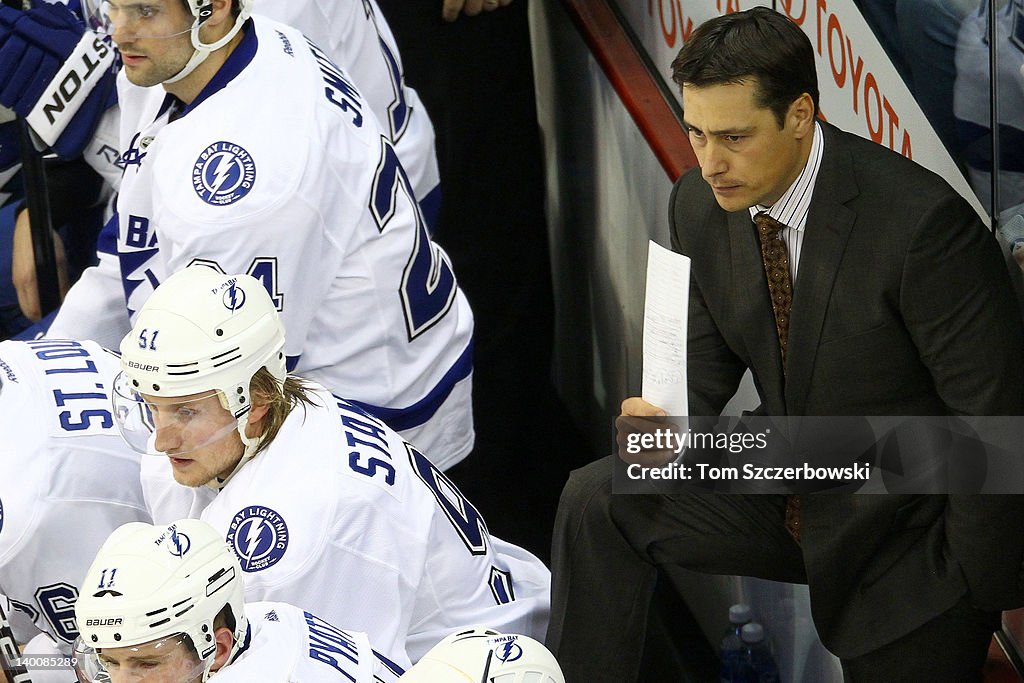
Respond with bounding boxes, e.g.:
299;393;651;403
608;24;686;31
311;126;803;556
547;455;999;682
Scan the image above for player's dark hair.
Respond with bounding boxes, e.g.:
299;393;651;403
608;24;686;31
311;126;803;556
248;368;320;454
670;7;819;127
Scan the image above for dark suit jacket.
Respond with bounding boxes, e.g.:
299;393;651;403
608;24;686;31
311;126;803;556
670;122;1024;657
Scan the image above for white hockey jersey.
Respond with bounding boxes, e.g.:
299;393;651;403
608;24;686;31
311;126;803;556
0;340;150;648
142;384;550;669
78;0;439;217
220;601;403;683
52;16;475;468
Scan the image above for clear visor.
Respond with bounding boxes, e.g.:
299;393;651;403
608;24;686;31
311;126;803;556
112;371;242;457
80;0;195;40
73;634;207;683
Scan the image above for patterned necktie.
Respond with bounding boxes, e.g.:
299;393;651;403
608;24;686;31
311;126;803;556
754;212;793;368
755;213;802;544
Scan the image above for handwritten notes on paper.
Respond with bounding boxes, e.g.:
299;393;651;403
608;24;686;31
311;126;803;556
642;240;689;416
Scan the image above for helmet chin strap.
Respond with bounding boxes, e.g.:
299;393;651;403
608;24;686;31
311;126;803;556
163;42;211;84
207;402;262;491
164;8;248;85
208;420;260;491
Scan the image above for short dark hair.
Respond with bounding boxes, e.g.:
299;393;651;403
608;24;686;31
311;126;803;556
670;7;819;127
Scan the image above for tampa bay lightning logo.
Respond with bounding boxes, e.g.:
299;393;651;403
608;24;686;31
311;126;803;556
222;282;246;311
192;141;256;206
226;506;289;572
494;640;523;663
167;528;191;557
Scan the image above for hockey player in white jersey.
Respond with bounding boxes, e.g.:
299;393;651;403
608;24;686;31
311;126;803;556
74;518;404;683
0;338;151;682
78;0;470;465
0;0;438;218
113;267;550;669
1;0;441;326
5;0;473;468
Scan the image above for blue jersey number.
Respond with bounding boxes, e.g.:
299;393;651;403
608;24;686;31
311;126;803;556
408;445;488;555
371;139;456;340
361;0;409;141
9;598;39;624
489;567;516;605
35;583;79;643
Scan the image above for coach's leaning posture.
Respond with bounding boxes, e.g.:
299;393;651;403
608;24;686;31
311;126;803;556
547;7;1024;682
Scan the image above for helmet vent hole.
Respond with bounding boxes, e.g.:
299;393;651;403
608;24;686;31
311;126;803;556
90;635;98;643
237;387;243;394
113;633;121;641
216;329;224;336
152;384;160;392
239;397;246;403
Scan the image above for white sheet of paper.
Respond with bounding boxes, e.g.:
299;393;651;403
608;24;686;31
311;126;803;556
642;240;690;416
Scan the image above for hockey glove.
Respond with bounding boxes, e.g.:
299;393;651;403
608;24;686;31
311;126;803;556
0;1;117;159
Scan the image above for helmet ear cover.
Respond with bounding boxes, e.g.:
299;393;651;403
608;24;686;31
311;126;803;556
74;520;249;683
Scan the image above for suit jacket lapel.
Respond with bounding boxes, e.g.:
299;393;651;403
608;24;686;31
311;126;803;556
785;126;859;414
727;209;786;411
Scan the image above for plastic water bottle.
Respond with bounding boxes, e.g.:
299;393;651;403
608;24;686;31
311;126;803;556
737;622;781;683
719;604;752;682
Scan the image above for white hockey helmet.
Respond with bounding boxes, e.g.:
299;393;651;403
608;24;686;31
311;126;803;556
74;519;248;683
118;266;285;412
399;628;565;683
115;267;285;469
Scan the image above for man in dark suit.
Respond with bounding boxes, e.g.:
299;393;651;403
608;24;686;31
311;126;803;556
546;7;1024;682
